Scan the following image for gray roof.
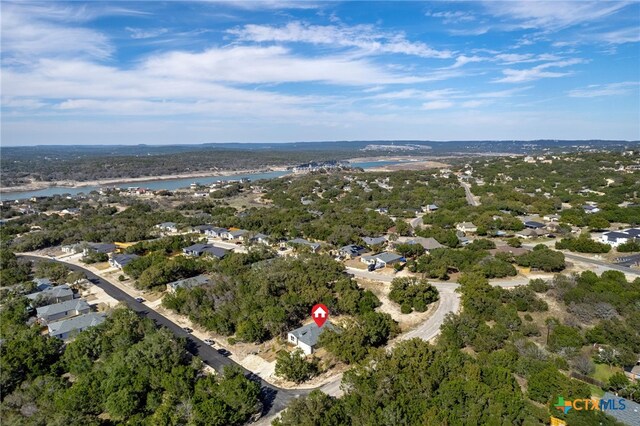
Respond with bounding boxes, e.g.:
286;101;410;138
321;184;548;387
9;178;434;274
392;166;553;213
626;228;640;237
602;392;640;426
363;236;387;246
288;238;320;250
36;299;90;318
458;222;476;228
251;233;268;240
48;313;106;338
605;231;632;240
524;221;545;228
289;321;337;347
404;237;443;250
111;253;139;267
86;242;117;253
158;222;176;227
229;229;248;238
32;278;53;291
375;252;404;264
340;244;366;255
26;284;73;301
167;275;211;291
194;225;215;232
583;205;598;210
202;246;228;259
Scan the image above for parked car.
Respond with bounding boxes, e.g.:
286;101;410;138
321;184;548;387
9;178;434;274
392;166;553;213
217;348;231;356
203;339;215;346
135;297;145;303
183;327;193;333
367;263;376;272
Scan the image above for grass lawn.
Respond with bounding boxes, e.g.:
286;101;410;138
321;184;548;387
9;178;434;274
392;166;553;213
592;363;623;383
588;384;605;398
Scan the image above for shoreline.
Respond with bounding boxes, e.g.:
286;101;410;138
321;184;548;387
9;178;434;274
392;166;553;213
0;166;289;194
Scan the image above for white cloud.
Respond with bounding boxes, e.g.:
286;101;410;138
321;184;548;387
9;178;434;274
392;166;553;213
450;55;485;68
427;10;476;24
422;100;454;110
227;22;453;58
126;27;169;39
567;82;640;98
599;27;640;44
495;58;585;83
483;1;629;32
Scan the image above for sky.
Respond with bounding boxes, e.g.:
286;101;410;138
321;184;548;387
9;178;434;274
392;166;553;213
1;1;639;145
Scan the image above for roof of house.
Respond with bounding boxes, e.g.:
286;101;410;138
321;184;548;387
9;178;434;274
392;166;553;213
458;222;477;228
36;299;90;318
288;238;320;250
32;278;53;291
625;228;640;237
601;392;640;426
194;224;215;232
604;231;633;240
403;237;444;250
583;205;599;210
26;284;73;301
340;244;366;254
426;204;438;209
362;236;387;245
183;244;228;258
167;274;211;291
250;233;268;240
86;242;117;253
157;222;177;227
111;253;139;266
524;221;545;228
48;313;106;338
206;227;228;233
375;252;404;264
289;321;337;347
229;229;248;237
517;228;544;237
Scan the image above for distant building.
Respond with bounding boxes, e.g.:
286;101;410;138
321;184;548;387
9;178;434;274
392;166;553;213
362;236;387;247
36;299;90;324
287;238;321;252
48;313;106;340
193;225;215;234
204;227;228;238
523;221;545;229
601;228;640;247
166;275;211;293
400;237;444;253
109;253;139;269
156;222;178;233
221;229;248;240
287;321;337;355
249;233;270;244
26;284;74;304
516;228;545;239
82;242;117;256
361;252;404;268
582;205;600;214
456;222;477;234
182;244;228;259
32;278;53;292
422;204;439;213
339;244;367;259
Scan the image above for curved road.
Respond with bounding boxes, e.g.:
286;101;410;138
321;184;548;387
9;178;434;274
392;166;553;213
19;255;308;417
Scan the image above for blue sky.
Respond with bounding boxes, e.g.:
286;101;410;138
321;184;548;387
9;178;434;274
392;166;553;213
1;1;639;145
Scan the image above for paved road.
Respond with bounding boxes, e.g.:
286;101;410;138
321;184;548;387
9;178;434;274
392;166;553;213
459;180;481;207
19;255;307;417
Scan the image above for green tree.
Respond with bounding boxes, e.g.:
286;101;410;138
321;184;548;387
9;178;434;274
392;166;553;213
275;349;318;383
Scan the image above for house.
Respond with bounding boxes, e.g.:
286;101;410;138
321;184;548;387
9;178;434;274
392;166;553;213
362;236;387;247
287;238;321;252
61;244;80;254
48;313;106;340
36;299;90;324
60;208;81;215
456;222;477;234
489;246;530;257
339;244;367;258
516;228;545;239
156;222;178;233
287;321;337;355
109;253;139;269
374;207;389;214
26;284;74;304
600;392;640;426
182;244;228;259
221;229;248;240
543;214;561;222
625;361;640;382
582;205;600;214
204;227;228;238
600;229;640;247
193;225;215;234
523;221;546;229
361;252;404;268
422;204;439;213
249;233;270;244
32;278;53;292
82;242;117;256
399;237;444;253
166;275;211;293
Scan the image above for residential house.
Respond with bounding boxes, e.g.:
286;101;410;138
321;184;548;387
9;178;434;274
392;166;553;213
523;221;545;229
82;242;117;256
182;244;228;259
489;246;530;257
166;275;211;293
362;236;387;247
48;313;106;340
339;244;367;259
193;225;215;234
156;222;178;233
456;222;478;234
361;252;404;268
582;205;600;214
287;238;321;252
60;208;81;215
61;244;79;254
36;299;90;324
422;204;439;213
287;321;337;355
374;207;389;214
543;214;561;222
204;227;228;238
249;233;270;244
26;285;74;304
221;229;248;241
32;278;53;292
600;228;640;247
516;228;545;239
398;237;444;253
109;253;139;269
457;235;471;246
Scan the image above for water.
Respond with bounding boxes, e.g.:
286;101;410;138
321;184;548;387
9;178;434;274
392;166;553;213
1;160;405;201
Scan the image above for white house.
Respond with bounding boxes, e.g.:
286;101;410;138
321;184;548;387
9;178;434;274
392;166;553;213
287;321;337;355
360;252;404;268
48;313;106;340
36;299;91;324
600;229;640;247
156;222;178;233
456;222;478;234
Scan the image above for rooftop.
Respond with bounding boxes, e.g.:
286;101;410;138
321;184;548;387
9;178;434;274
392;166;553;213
48;313;107;338
289;321;337;347
36;299;90;318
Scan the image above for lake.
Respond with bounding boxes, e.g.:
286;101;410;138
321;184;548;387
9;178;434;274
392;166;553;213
1;160;405;201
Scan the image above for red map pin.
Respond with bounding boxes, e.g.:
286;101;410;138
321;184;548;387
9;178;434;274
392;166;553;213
311;303;329;327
